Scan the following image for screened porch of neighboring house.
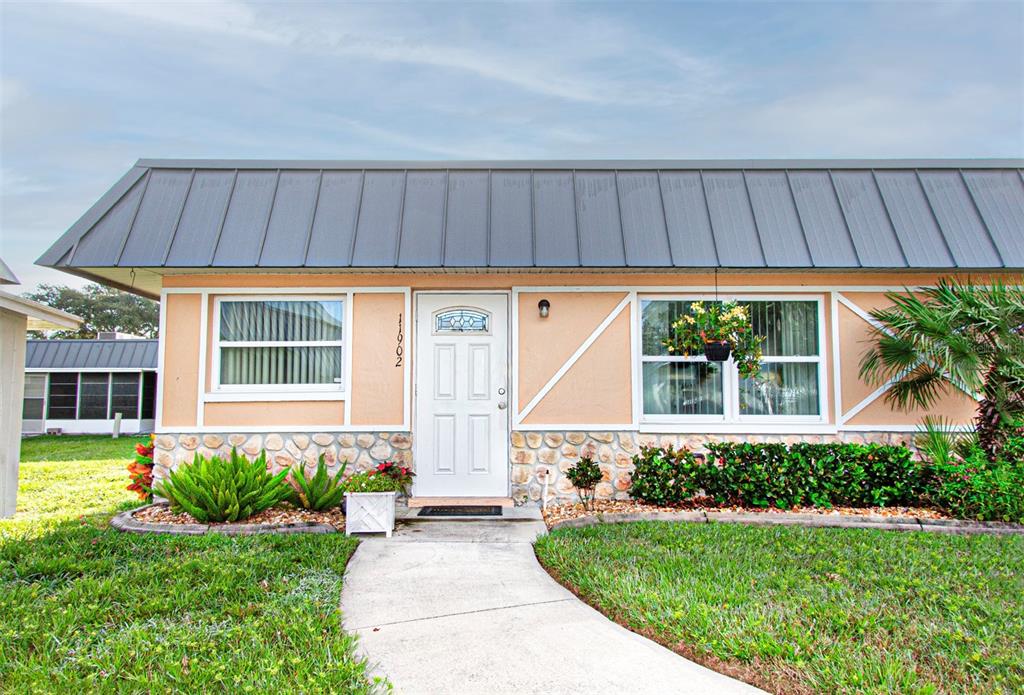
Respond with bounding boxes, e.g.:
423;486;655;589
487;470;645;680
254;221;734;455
22;338;158;435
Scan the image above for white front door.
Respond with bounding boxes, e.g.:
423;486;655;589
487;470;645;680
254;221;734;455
414;293;509;497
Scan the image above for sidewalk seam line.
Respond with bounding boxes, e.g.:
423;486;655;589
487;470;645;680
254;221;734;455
348;598;573;631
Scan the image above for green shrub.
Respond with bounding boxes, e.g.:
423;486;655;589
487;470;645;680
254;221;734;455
629;445;706;506
289;455;348;510
629;442;922;509
924;436;1024;523
154;448;291;522
705;442;921;508
343;471;403;493
565;456;603;510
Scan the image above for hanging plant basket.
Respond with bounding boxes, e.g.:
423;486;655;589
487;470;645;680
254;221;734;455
661;301;766;379
703;339;732;362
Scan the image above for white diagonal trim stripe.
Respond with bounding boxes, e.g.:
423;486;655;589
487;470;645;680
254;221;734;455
516;295;631;424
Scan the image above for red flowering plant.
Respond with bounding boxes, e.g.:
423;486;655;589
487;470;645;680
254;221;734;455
373;461;415;492
127;435;156;502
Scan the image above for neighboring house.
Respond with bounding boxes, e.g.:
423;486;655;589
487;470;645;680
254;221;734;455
22;337;158;435
35;159;1024;505
0;259;80;517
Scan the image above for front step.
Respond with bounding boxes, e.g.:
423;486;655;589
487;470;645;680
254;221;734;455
396;505;542;522
406;496;514;508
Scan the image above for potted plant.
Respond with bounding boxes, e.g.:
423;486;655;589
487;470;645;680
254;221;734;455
343;462;414;537
662;300;764;378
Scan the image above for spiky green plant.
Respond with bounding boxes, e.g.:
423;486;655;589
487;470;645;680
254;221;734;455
154;448;291;522
289;455;348;510
859;279;1024;460
915;416;978;467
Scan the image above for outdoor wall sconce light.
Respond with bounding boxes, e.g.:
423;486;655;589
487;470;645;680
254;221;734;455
538;299;550;318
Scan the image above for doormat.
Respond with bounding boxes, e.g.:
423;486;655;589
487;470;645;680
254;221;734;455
418;506;502;517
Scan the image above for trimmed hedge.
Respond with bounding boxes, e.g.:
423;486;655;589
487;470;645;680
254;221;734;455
630;442;924;509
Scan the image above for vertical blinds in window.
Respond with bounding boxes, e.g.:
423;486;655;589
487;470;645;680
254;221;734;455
218;300;344;387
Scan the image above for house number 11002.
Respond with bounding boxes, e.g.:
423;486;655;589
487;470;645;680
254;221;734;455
395;313;404;367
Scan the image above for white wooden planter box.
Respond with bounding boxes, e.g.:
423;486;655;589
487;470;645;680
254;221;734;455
344;491;397;537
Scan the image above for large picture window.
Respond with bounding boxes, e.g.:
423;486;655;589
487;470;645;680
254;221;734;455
641;297;824;423
214;298;345;391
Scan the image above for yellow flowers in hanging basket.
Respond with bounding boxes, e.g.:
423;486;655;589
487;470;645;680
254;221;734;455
661;300;765;379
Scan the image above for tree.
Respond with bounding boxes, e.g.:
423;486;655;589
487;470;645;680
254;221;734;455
23;283;159;339
859;279;1024;461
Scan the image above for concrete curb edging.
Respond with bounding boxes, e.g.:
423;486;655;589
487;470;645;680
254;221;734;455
548;510;1024;535
110;504;339;536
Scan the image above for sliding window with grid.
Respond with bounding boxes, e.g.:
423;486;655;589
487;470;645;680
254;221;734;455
215;298;345;391
640;297;825;424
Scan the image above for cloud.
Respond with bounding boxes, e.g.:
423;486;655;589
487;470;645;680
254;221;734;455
73;0;724;106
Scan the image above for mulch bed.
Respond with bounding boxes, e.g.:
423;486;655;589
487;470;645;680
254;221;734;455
135;504;347;532
541;499;951;529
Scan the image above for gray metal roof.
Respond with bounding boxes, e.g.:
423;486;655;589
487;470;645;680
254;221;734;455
25;339;158;370
38;159;1024;274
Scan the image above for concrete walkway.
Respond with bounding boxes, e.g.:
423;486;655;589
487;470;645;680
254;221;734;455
340;519;764;694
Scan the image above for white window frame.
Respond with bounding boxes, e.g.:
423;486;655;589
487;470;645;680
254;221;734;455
637;294;827;426
211;294;347;396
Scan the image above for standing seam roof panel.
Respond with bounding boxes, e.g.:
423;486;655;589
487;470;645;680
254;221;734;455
788;171;860;267
831;171;907;267
744;171;812;267
304;171;364;267
873;171;955;267
575;172;626;266
961;171;1024;267
702;172;765;267
489;171;534;266
351;172;405;266
532;172;580;266
444;171;490;266
397;171;447;266
659;172;718;266
164;170;235;266
258;171;322;266
211;171;279;266
617;172;672;266
918;171;1003;267
68;177;148;267
117;169;194;266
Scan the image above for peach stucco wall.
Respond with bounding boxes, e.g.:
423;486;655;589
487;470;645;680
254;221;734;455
204;401;345;428
161;294;201;427
523;306;633;425
350;293;405;425
159;271;1000;432
159;287;406;430
517;291;627;406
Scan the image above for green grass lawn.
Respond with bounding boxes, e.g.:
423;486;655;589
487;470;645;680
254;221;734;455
1;435;379;693
535;522;1024;695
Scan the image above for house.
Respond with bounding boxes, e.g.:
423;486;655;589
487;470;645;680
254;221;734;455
0;259;81;517
22;337;158;435
36;159;1024;505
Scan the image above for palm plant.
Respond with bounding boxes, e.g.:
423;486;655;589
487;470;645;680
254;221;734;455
859;279;1024;461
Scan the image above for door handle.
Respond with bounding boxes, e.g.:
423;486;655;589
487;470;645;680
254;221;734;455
497;401;507;410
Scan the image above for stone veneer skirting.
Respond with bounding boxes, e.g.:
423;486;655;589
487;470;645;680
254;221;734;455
153;429;915;507
510;430;918;506
152;431;412;485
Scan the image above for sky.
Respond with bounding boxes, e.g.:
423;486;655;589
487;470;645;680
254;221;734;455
1;0;1022;291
